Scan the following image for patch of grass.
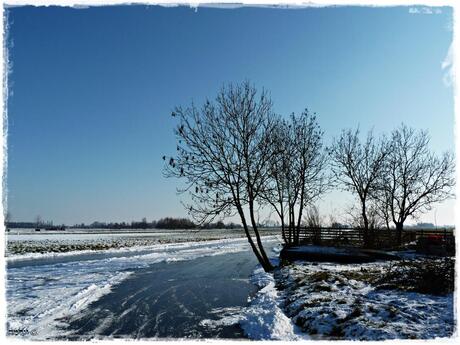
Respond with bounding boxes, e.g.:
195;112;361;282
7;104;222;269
312;283;332;292
385;305;398;319
338;306;362;324
309;271;331;282
343;269;381;284
375;258;454;295
330;325;345;337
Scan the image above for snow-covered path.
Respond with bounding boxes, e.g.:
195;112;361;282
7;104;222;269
7;236;288;340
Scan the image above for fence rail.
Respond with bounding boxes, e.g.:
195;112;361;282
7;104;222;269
292;226;454;249
415;228;455;247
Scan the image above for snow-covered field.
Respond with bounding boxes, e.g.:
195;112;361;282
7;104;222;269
6;228;279;257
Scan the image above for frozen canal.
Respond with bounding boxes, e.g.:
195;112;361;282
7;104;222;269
6;234;283;340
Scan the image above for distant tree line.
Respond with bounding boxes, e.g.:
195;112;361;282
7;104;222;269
164;81;455;272
6;217;242;230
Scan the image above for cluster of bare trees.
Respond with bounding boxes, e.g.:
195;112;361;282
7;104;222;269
329;126;455;247
262;111;330;245
164;82;455;271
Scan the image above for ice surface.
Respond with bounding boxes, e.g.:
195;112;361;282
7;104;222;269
7;237;276;340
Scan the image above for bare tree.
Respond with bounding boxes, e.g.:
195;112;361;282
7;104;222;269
328;128;388;247
4;210;11;224
263;111;329;244
263;118;290;242
4;211;11;231
345;202;385;230
376;124;455;244
164;82;277;272
303;205;322;228
34;215;43;227
290;111;329;244
372;196;392;230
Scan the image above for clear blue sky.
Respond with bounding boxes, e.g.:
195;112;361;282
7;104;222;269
5;5;455;225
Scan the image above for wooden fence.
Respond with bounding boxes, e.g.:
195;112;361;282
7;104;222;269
292;226;454;249
415;228;455;250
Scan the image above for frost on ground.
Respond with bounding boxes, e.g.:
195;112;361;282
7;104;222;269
276;258;454;340
7;237;263;340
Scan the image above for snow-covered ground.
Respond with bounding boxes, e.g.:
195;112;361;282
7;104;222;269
6;228;279;257
201;247;455;341
8;230;453;341
276;260;454;340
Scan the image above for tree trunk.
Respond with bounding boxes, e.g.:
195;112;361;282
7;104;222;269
296;173;306;244
235;205;270;272
279;203;287;244
248;199;273;272
288;207;293;244
361;199;369;247
395;222;403;246
384;216;390;230
281;219;287;244
290;207;297;245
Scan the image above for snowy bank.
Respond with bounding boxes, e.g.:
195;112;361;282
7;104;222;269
239;264;308;340
199;264;307;340
199;243;306;341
